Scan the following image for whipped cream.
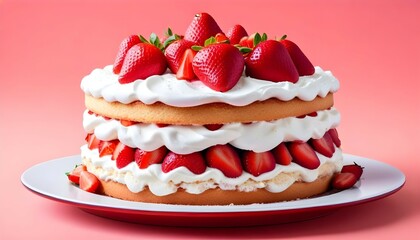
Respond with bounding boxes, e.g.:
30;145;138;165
83;108;340;154
81;145;343;196
81;65;339;107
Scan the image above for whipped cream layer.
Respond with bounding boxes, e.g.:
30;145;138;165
81;145;343;196
84;108;340;154
81;65;339;107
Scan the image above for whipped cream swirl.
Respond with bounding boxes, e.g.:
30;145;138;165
83;108;340;154
81;65;339;107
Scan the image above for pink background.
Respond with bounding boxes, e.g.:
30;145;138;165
1;0;419;239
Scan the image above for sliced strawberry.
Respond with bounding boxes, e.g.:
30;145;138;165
287;142;320;169
119;43;167;84
226;24;248;45
192;43;244;92
328;128;341;147
184;13;223;45
272;142;292;165
204;124;223;131
113;35;142;74
205;145;242;178
280;39;315;76
332;172;358;190
161;151;206;174
307;111;318;117
341;162;364;179
242;151;276;177
120;119;136;126
79;171;100;193
310;132;335;157
214;33;229;43
296;112;317;118
245;40;299;83
112;142;135;169
98;140;119;157
164;39;195;73
135;146;168;169
176;48;197;80
85;133;91;142
66;164;87;185
156;123;169;128
239;33;257;48
86;133;100;150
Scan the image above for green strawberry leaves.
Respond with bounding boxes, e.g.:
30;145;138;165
191;36;217;51
138;28;182;52
189;32;286;55
141;33;164;50
253;32;268;47
163;27;182;49
236;32;268;54
236;46;252;54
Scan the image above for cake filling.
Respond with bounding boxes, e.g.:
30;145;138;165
81;145;342;196
83;108;340;154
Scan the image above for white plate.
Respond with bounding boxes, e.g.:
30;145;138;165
21;154;405;227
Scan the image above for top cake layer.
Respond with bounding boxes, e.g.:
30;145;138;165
81;65;339;107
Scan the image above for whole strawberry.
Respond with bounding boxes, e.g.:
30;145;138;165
280;39;315;76
226;24;248;45
184;13;223;45
192;43;244;92
164;39;195;74
245;40;299;83
112;35;142;74
118;43;167;84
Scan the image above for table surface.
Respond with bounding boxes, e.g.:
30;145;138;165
1;0;419;239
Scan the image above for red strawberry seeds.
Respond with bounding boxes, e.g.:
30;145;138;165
280;39;315;76
192;43;244;92
113;35;141;74
184;13;223;45
118;43;167;84
245;40;299;83
165;39;195;74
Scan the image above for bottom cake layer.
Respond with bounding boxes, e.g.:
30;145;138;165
97;175;334;205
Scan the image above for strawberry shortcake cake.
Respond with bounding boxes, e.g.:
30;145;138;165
67;13;362;205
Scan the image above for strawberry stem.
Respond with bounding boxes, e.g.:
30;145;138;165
165;27;173;37
280;34;287;40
